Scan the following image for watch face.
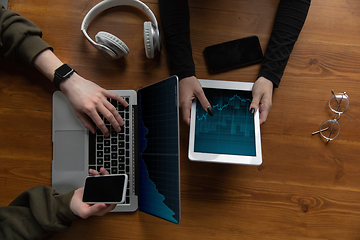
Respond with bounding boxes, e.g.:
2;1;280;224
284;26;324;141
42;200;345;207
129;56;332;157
56;64;74;78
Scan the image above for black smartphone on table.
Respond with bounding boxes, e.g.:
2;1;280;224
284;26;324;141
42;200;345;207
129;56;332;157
82;174;128;204
203;35;263;73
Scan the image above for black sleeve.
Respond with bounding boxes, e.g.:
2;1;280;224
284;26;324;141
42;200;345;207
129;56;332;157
158;0;311;85
258;0;311;87
158;0;195;80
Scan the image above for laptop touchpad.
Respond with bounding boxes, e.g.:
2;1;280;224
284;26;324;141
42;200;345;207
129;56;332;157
54;130;85;172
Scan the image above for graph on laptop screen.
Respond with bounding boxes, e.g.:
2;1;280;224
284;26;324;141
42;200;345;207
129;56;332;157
137;77;180;224
195;88;256;156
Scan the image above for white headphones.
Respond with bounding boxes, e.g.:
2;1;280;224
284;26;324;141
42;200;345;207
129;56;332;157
81;0;161;59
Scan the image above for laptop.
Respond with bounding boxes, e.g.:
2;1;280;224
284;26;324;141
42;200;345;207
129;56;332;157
0;0;8;9
52;76;180;224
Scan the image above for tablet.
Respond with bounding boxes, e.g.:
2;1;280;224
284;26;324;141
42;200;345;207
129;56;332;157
188;79;262;165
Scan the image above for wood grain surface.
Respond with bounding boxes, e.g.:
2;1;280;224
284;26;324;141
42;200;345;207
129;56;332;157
1;0;360;239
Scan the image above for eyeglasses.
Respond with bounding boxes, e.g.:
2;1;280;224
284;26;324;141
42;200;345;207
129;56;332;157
312;90;349;143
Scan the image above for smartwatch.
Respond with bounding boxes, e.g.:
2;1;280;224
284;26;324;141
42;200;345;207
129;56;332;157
53;64;77;90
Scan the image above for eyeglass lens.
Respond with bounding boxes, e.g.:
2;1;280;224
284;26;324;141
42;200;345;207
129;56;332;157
319;119;340;141
329;92;349;114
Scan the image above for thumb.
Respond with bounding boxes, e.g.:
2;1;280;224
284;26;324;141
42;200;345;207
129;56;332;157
85;203;108;217
194;89;213;116
249;92;261;114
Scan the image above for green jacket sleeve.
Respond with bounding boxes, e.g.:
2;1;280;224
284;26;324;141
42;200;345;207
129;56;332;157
0;4;52;65
0;186;78;240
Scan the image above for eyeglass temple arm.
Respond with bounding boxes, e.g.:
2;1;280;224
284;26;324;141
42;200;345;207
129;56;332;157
312;127;329;135
331;90;339;104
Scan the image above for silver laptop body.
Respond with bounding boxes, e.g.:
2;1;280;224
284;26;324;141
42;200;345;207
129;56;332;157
52;90;138;212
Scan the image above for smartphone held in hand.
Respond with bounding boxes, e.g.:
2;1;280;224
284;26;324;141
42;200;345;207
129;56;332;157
82;174;128;204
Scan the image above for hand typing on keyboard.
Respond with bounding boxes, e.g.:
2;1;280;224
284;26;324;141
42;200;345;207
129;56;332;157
32;49;128;137
60;75;129;137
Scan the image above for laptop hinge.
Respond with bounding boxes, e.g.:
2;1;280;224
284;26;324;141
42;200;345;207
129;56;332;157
132;104;139;196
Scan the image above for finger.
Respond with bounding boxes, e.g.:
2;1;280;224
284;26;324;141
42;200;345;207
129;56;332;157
194;88;212;115
259;103;271;124
102;100;124;130
82;203;108;218
87;109;109;137
77;113;97;134
180;100;192;126
89;168;100;176
106;91;129;107
99;167;110;175
108;106;125;128
250;93;261;114
93;204;116;216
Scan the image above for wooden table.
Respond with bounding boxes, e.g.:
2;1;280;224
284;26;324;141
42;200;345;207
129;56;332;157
1;0;360;239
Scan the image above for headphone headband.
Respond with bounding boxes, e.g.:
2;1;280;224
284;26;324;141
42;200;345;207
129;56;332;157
81;0;158;46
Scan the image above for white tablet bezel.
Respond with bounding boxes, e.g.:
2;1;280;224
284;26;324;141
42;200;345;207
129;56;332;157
188;79;262;165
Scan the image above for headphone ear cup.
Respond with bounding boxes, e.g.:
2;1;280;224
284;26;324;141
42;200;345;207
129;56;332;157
95;31;130;59
144;21;161;58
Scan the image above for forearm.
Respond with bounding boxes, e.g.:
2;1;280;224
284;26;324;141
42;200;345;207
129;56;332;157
33;49;63;81
158;0;195;79
33;49;81;93
258;0;311;87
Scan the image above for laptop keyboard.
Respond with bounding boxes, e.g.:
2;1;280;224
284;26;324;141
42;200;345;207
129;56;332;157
89;96;131;204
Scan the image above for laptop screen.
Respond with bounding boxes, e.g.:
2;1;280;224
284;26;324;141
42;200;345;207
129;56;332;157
137;76;180;224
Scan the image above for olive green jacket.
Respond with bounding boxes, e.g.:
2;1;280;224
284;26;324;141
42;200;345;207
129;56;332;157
0;186;77;239
0;4;52;64
0;4;78;239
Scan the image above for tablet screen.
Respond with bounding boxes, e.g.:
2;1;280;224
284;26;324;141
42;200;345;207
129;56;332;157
194;88;256;156
188;79;262;165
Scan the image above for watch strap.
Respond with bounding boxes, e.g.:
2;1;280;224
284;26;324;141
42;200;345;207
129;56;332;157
53;64;76;90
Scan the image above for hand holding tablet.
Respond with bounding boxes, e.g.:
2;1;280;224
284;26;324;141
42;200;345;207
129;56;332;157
188;80;262;165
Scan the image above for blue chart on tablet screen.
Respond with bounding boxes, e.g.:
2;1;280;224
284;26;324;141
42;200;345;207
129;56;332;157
195;88;256;156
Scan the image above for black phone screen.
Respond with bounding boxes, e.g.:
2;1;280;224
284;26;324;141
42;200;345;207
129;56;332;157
203;35;263;73
82;174;127;203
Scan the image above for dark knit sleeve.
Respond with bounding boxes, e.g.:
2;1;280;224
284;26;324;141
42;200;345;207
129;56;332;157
0;4;52;65
0;186;77;239
258;0;311;87
158;0;195;80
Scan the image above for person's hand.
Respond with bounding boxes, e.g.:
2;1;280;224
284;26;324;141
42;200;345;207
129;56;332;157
249;76;274;124
179;76;212;125
32;49;127;137
60;74;129;137
70;167;115;219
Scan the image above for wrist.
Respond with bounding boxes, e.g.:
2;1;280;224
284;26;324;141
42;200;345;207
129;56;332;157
58;73;75;92
53;64;77;90
180;75;196;81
